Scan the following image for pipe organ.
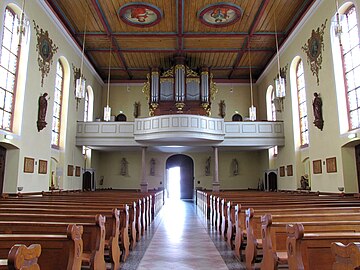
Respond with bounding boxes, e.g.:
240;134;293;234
142;56;217;116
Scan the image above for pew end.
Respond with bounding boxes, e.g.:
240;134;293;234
7;244;41;270
332;242;360;270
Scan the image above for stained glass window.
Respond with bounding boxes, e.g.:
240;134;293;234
0;7;20;131
51;61;63;147
296;60;309;147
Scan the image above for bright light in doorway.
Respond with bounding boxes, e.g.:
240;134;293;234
168;167;180;200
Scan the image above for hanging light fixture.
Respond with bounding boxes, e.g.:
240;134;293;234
334;0;343;43
104;44;112;121
17;0;26;37
274;16;286;112
75;14;87;108
248;46;256;121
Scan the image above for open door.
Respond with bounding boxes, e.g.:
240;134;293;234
166;154;194;200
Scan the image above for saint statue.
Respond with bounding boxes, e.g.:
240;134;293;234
205;156;211;176
313;92;324;130
120;158;128;176
37;93;49;131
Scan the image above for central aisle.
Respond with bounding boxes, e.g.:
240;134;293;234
136;199;231;270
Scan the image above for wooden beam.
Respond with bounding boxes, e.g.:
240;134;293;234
90;0;132;79
229;0;271;79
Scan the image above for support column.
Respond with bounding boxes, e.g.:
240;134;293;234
140;147;148;192
212;146;220;192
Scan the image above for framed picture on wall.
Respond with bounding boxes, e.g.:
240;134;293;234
279;166;285;177
326;157;337;173
313;159;322;174
287;165;293;176
75;166;81;177
38;159;47;174
67;165;74;176
24;157;35;173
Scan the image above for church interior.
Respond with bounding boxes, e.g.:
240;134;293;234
1;0;360;269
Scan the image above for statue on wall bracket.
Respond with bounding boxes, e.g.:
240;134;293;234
312;92;324;130
33;20;58;87
37;93;49;131
301;19;327;86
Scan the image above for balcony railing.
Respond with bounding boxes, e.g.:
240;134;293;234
76;114;284;147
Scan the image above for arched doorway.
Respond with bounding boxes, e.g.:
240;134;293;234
264;169;277;191
166;154;194;200
268;172;277;191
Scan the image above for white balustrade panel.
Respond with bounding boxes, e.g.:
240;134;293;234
134;115;225;142
76;117;284;147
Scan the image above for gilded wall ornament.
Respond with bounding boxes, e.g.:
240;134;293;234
301;19;327;85
33;21;58;87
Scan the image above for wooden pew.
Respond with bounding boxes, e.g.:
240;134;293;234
245;209;360;269
0;244;41;270
0;224;83;270
286;223;360;270
235;203;360;260
261;214;360;270
331;242;360;269
0;213;106;270
38;191;142;246
0;197;133;257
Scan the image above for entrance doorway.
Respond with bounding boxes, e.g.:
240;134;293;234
168;167;180;199
166;155;194;200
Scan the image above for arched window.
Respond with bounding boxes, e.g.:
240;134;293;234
341;5;360;130
0;7;20;131
51;61;64;148
84;90;89;122
271;89;276;122
296;59;309;147
271;89;278;155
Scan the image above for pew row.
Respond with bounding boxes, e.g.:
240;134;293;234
0;213;107;270
286;223;360;270
261;214;360;270
0;224;83;270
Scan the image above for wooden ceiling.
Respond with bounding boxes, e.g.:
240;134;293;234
45;0;316;83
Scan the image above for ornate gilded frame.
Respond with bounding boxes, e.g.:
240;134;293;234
301;19;327;85
33;20;58;87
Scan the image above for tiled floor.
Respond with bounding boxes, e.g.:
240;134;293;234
121;199;245;270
